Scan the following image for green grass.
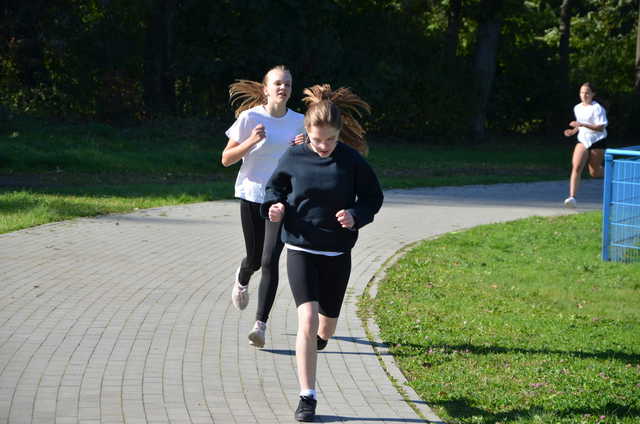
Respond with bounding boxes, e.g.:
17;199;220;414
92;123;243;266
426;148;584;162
365;212;640;424
0;118;235;233
1;119;231;175
0;117;611;234
0;182;229;233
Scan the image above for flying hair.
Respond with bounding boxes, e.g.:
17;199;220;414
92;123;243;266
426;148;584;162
302;84;371;155
228;80;265;117
228;65;290;117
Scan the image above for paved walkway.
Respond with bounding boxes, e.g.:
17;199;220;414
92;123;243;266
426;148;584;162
0;180;602;424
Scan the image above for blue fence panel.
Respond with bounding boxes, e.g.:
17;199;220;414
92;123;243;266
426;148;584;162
602;146;640;262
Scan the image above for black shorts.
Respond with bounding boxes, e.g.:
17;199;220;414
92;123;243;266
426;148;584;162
578;138;607;150
287;249;351;318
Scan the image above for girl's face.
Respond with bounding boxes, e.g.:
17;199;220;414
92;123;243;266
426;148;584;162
306;125;340;158
263;69;292;105
579;85;594;105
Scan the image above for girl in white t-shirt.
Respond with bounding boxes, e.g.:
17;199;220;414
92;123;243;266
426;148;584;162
221;65;304;347
562;82;608;208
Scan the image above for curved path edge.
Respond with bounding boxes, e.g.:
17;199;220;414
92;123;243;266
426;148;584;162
360;239;446;423
0;180;602;424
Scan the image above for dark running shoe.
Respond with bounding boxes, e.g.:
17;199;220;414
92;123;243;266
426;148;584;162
317;335;328;351
294;395;317;422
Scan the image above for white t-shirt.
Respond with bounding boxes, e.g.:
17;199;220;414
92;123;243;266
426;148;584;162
225;105;304;203
574;101;608;148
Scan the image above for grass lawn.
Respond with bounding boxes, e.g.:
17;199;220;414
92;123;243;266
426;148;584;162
1;117;584;234
0;183;230;233
364;212;640;424
3;119;638;423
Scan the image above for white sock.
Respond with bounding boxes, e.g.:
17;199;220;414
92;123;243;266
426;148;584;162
299;389;316;399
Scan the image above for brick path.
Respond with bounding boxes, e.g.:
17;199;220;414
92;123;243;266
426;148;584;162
0;180;602;424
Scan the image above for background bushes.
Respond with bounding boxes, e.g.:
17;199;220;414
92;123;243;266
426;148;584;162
1;0;638;139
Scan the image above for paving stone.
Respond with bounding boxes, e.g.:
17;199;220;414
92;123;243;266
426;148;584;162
0;182;601;423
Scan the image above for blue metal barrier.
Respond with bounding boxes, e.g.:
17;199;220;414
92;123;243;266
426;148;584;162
602;146;640;262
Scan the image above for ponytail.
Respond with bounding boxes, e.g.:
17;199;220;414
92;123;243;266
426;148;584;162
228;80;266;118
302;84;371;155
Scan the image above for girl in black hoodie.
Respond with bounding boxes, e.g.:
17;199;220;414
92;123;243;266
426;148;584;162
262;85;383;422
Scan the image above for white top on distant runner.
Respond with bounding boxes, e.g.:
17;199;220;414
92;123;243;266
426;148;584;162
225;105;304;203
573;100;608;148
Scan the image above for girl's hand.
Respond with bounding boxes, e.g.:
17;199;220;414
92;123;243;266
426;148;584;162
336;210;354;229
564;127;578;137
269;203;285;222
569;121;580;128
250;124;266;144
291;133;305;145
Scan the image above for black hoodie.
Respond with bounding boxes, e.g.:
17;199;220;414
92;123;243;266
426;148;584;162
261;142;383;252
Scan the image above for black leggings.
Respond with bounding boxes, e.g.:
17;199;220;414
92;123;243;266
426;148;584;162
238;199;284;323
286;249;351;318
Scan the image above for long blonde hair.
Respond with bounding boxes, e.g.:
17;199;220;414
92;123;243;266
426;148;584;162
228;65;290;117
302;84;371;155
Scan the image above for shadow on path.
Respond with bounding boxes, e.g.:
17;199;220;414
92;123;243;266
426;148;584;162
332;335;388;348
315;415;442;423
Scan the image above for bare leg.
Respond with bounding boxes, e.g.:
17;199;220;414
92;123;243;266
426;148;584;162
569;143;590;198
587;148;604;178
296;302;319;392
318;314;338;341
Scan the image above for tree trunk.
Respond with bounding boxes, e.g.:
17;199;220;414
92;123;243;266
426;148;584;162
143;0;177;116
551;0;575;133
470;14;501;141
559;0;573;93
445;0;463;65
635;0;640;93
2;1;48;87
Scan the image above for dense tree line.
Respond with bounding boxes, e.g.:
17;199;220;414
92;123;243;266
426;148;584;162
1;0;638;139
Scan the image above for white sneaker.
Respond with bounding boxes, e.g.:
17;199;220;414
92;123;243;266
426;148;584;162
231;268;249;310
564;197;577;209
248;321;267;348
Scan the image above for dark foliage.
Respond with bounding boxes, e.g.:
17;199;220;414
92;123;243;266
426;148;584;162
0;0;638;138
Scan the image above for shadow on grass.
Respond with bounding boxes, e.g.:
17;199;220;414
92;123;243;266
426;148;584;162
0;194;43;213
433;398;639;423
390;342;640;364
